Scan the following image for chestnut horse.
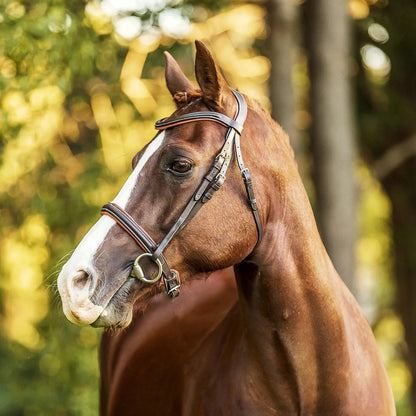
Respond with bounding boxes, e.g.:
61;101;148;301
58;41;395;415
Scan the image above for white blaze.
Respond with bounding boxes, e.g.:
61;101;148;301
112;132;165;209
58;132;165;325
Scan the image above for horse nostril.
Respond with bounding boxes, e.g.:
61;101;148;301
72;270;92;291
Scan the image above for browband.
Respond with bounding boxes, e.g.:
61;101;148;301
155;111;244;134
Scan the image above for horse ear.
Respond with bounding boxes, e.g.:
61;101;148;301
164;51;195;97
194;41;235;114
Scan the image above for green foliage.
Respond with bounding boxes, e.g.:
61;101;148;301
0;314;101;416
0;1;124;414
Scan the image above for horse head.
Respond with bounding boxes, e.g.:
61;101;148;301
58;41;289;328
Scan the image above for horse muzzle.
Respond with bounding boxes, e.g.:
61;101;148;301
57;267;104;325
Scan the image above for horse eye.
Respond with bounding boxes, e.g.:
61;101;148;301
170;160;192;174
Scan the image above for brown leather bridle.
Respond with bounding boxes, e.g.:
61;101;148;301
101;89;263;298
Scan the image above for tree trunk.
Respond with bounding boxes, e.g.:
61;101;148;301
267;0;299;154
303;0;357;291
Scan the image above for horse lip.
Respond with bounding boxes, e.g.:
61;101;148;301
90;276;142;328
61;300;104;326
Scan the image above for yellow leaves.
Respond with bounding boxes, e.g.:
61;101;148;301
190;5;266;43
0;86;65;193
388;362;412;402
3;240;47;291
114;102;135;126
2;85;64;131
374;315;411;402
358;180;390;267
376;314;404;346
1;215;50;349
186;5;269;106
91;92;126;174
85;1;113;35
235;56;270;80
356;165;393;308
354;164;407;401
350;163;413;407
5;2;26;20
90;89;159;176
120;45;158;117
123;78;158;116
20;214;50;246
2;307;44;350
120;46;146;80
29;85;65;111
2;90;31;125
349;0;380;20
90;93;117;127
91;40;174;176
0;56;17;78
49;142;85;185
357;165;391;267
0;85;68;350
349;0;370;20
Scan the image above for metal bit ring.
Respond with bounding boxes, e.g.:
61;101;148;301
132;253;163;283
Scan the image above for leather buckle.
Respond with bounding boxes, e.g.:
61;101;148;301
164;270;181;298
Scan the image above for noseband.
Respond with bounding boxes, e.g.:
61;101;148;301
101;89;263;298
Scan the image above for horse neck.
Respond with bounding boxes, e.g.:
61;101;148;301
234;140;351;411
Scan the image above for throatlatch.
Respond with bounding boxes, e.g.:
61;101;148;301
101;89;263;298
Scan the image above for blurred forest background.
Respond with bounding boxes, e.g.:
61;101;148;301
0;0;415;414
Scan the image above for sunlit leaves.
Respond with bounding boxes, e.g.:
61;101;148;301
356;164;393;319
1;215;50;349
0;1;114;413
0;86;65;193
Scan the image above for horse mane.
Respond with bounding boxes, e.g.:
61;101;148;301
173;89;204;106
245;95;295;160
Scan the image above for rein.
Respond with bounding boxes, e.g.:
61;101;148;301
101;89;263;298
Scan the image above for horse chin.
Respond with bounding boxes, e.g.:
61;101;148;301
90;277;164;328
91;277;140;328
